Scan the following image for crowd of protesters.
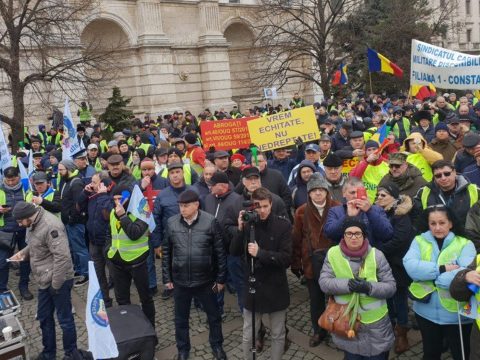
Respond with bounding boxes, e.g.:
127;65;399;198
3;90;480;360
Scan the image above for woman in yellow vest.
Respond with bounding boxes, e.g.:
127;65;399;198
400;132;443;182
319;219;396;359
130;148;145;180
403;206;476;360
451;253;480;360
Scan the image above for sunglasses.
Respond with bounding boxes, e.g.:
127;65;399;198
389;164;402;169
434;171;452;179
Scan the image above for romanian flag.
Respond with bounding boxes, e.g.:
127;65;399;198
370;123;388;144
367;48;403;78
411;83;436;101
332;63;348;85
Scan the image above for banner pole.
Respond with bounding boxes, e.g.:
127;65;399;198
369;72;373;95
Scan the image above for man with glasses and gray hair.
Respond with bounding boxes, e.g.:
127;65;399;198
413;159;479;236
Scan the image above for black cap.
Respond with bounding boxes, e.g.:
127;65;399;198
323;153;343;167
242;167;260;179
167;162;184;171
184;133;197;145
459;114;474;123
32;172;48;183
214;150;229;159
341;121;353;129
349;131;364;139
12;202;39;221
463;133;480;148
177;190;199;203
32;152;44;158
210;171;229;185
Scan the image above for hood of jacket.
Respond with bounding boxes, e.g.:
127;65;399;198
401;132;427;151
296;160;317;185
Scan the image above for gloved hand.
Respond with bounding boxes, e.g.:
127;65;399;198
291;268;303;279
48;286;59;296
294;137;304;148
348;278;372;295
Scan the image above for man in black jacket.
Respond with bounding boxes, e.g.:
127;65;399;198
163;190;227;360
230;187;292;360
58;160;89;287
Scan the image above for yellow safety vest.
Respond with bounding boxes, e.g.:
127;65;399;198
138;143;152;156
94;158;102;171
421;184;478;209
131;165;142;180
408;235;468;312
0;188;30;227
474;254;480;329
25;190;60;217
188;149;204;175
107;211;149;262
100;140;108;153
161;164;192;185
79;108;92;122
328;246;388;324
363;162;390;203
407;153;433;182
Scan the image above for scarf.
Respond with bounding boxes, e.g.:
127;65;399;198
340;238;369;258
313;201;326;217
2;181;22;192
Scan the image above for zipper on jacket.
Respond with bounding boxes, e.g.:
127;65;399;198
188;228;192;285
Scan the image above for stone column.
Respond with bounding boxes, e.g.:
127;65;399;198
135;1;177;112
197;0;235;109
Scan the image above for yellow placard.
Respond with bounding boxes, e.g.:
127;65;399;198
247;106;320;151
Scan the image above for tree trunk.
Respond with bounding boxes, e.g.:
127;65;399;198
10;79;25;154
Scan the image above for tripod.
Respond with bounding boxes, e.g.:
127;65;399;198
246;221;257;360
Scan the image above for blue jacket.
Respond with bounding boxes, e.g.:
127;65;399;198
323;204;393;247
463;163;480;187
403;231;475;324
268;158;299;181
79;191;113;246
151;185;196;248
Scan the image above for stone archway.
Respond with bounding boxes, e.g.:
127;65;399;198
224;22;256;108
81;19;140;111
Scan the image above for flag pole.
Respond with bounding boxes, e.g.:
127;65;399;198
369;72;373;95
456;301;466;360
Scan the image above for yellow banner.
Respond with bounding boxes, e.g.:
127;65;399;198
247;106;320;151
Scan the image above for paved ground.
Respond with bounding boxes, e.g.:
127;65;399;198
6;262;455;359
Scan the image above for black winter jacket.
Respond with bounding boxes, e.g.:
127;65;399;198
230;214;292;313
59;174;87;225
162;210;227;288
79;190;113;246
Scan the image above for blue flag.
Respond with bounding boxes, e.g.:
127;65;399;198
0;121;11;173
17;159;31;192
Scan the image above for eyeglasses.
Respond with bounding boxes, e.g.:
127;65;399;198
434;171;452;179
344;231;363;239
389;164;402;169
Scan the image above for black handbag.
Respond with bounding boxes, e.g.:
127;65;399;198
0;231;15;251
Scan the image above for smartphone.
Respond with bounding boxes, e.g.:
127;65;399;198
356;187;367;200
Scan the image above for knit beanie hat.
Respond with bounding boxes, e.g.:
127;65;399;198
378;182;400;200
59;159;76;172
435;122;449;133
184;133;197;145
12;202;39;221
307;173;329;193
342;218;367;235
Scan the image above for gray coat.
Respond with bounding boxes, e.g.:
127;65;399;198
23;208;74;290
319;245;396;357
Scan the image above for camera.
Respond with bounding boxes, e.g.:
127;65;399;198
241;201;259;224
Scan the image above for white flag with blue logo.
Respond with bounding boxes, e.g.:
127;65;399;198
127;185;156;232
17;157;31;192
86;261;118;359
0;121;11;173
62;98;84;160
